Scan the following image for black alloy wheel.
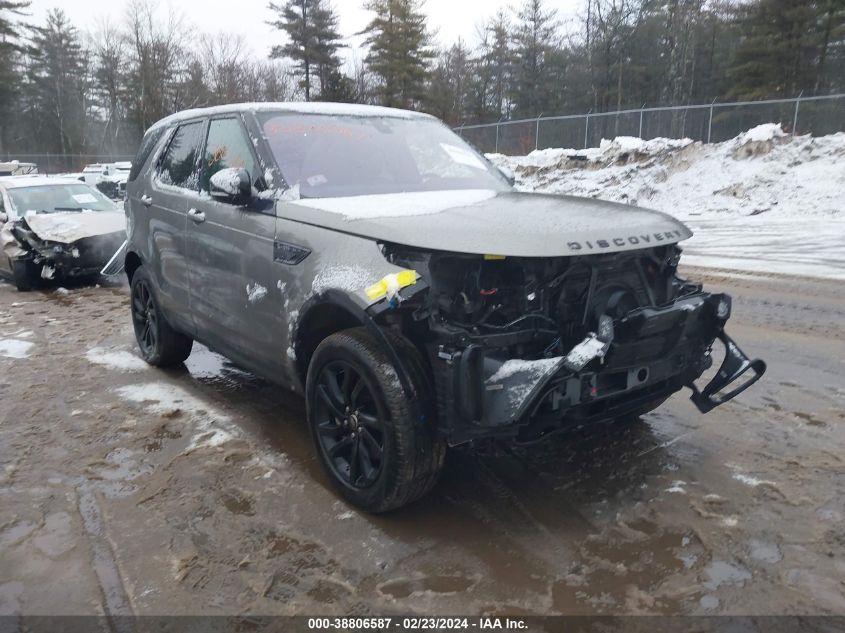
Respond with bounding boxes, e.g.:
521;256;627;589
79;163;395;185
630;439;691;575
313;360;385;489
131;278;158;357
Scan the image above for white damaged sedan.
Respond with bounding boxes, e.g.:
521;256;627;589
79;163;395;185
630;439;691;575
0;176;126;290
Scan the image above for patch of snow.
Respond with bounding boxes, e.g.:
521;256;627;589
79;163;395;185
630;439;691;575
183;345;246;380
246;283;268;304
665;481;687;494
490;126;845;279
55;287;69;295
0;338;34;359
279;183;300;201
739;123;786;144
702;561;751;590
312;264;376;295
732;472;777;488
114;382;235;452
210;169;242;196
85;347;148;371
291;189;498;221
563;335;607;371
487;357;563;383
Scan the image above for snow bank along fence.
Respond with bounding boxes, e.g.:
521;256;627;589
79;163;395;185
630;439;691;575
0;153;135;175
457;93;845;156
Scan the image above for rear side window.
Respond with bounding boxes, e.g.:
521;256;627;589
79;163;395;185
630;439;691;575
201;117;261;193
158;121;204;190
129;127;165;182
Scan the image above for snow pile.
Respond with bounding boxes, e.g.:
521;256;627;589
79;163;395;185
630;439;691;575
488;124;845;279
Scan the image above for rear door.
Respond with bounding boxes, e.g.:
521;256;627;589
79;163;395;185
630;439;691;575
186;115;283;375
142;119;206;334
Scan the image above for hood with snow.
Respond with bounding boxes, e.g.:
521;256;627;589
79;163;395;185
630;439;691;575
22;211;126;244
284;190;691;257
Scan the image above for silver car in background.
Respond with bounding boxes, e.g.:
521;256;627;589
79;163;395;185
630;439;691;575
0;176;126;290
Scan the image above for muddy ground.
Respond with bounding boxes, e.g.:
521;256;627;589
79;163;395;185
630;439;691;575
0;268;843;617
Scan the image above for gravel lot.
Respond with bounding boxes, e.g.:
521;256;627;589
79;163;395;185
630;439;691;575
0;268;843;616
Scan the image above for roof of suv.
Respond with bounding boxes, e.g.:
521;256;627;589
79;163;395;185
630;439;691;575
149;102;435;133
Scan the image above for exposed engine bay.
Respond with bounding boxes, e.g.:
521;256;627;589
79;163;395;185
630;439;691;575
375;243;766;445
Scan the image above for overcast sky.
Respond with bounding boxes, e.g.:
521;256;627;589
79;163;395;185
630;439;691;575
28;0;581;62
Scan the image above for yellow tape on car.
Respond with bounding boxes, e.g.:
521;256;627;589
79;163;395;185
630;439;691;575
365;269;419;301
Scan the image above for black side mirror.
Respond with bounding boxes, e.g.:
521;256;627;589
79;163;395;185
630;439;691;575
209;167;252;205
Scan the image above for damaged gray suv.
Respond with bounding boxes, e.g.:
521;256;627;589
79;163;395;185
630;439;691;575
120;103;765;512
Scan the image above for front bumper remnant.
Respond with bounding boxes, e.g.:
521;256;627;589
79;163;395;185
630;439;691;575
436;291;766;445
688;331;766;413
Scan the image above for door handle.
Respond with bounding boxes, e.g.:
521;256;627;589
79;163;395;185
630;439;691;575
188;208;205;224
141;194;153;207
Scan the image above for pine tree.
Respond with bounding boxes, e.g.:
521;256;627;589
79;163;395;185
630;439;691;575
268;0;343;101
727;0;841;98
25;8;90;157
469;10;512;122
510;0;559;117
361;0;433;108
0;0;30;153
427;39;472;124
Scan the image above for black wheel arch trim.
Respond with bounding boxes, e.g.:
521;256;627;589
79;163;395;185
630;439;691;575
296;289;418;403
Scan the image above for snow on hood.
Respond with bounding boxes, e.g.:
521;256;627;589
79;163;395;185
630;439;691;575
280;190;691;257
23;211;126;244
291;189;498;220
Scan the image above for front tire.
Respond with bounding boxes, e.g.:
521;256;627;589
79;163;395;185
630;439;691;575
306;327;445;513
130;266;193;366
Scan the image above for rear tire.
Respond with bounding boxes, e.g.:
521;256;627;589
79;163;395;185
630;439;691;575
306;327;445;513
12;259;40;292
130;265;193;366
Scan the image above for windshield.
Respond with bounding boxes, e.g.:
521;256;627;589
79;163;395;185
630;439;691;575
8;184;118;214
259;113;510;198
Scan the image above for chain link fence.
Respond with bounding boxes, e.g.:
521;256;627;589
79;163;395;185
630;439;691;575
2;94;843;169
457;93;845;156
0;153;135;175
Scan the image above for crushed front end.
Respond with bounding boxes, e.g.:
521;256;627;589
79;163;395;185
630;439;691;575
374;244;765;446
2;217;126;280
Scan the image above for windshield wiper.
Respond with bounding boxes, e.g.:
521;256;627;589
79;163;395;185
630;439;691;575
52;207;86;212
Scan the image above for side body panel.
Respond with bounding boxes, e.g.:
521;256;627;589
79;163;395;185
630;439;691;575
270;210;411;391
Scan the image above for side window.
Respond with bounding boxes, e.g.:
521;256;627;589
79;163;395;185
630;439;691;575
129;127;166;182
158;121;204;190
201;118;261;194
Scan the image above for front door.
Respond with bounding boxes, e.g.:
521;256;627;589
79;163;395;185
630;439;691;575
186;115;283;375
